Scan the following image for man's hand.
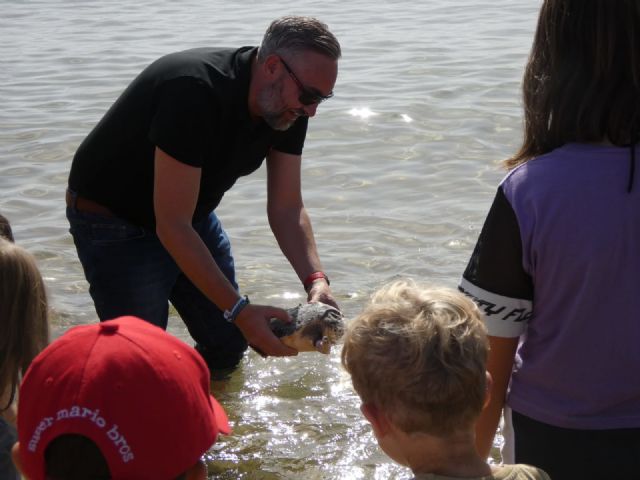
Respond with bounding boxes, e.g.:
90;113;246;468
306;280;339;310
233;304;299;357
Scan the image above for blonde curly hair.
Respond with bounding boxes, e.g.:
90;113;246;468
341;279;488;436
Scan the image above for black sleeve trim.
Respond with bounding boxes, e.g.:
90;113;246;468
462;186;533;300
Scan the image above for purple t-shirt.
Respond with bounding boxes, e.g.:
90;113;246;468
460;143;640;429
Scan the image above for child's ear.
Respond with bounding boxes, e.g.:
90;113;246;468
360;403;392;437
483;371;493;409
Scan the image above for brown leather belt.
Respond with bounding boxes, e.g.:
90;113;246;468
66;189;114;217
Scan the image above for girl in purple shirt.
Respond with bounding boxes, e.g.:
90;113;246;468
460;1;640;478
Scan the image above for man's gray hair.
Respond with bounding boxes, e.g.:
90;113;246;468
258;16;341;62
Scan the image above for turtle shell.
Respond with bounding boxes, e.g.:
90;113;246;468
269;303;344;354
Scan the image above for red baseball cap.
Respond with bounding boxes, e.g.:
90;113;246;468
16;316;231;480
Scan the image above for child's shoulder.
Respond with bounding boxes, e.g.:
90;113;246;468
492;463;551;480
411;463;550;480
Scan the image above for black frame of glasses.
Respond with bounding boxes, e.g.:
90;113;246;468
279;56;333;106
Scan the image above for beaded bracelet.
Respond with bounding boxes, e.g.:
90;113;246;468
223;295;250;323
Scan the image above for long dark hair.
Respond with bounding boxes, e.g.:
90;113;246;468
506;0;640;169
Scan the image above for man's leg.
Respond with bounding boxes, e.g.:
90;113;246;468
67;207;179;327
169;212;248;372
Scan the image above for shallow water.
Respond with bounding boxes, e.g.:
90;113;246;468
1;0;540;477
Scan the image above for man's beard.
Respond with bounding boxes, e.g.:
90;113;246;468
258;80;304;131
262;111;298;131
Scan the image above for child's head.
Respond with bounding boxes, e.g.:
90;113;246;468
341;279;489;437
0;213;14;242
12;316;231;480
0;238;49;410
507;0;640;168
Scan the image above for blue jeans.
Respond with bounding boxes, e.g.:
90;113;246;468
67;205;248;370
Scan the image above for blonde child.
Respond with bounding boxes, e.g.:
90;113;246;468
341;279;549;480
0;238;49;479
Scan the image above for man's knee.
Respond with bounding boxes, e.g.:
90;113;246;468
195;342;248;373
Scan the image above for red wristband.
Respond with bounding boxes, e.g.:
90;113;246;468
303;271;330;291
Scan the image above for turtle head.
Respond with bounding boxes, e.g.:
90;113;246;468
302;306;344;354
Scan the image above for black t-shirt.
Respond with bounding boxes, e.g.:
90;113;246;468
69;46;308;228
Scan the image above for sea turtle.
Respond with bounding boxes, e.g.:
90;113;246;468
270;302;344;354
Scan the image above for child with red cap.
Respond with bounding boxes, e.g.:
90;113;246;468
10;316;231;480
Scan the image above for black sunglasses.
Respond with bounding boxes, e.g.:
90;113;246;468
279;57;333;106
